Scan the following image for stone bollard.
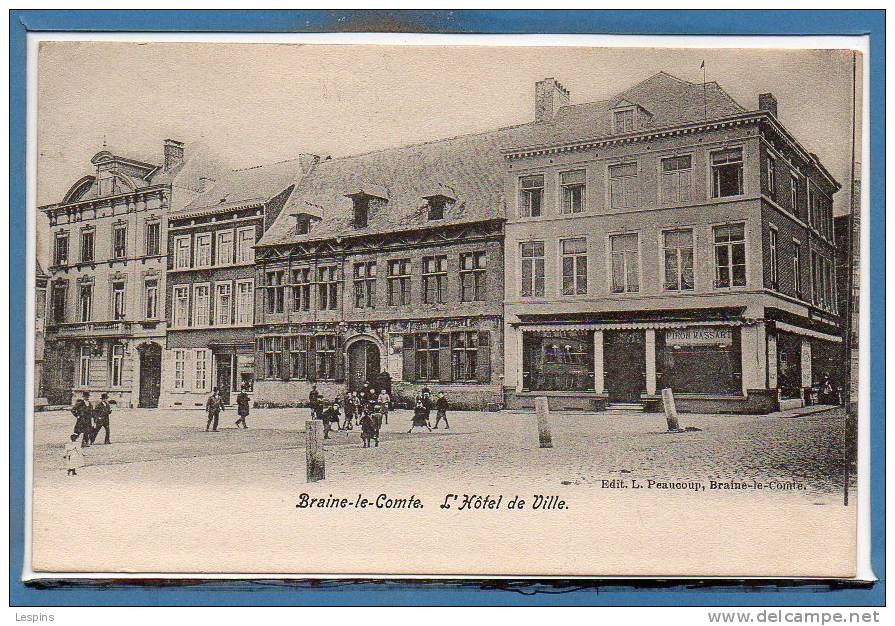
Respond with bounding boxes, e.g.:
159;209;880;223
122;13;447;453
535;396;553;449
661;388;680;432
306;419;325;482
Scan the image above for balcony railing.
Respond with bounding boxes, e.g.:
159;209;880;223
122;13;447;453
47;320;134;337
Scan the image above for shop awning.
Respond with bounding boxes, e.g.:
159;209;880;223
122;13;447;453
775;321;843;343
519;320;751;332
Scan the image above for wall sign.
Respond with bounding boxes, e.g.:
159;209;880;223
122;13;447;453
666;327;733;347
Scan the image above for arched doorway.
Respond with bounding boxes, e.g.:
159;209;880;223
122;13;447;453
347;339;381;391
138;343;162;408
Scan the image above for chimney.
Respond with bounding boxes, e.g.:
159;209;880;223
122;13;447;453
758;93;778;118
535;78;570;123
163;139;185;172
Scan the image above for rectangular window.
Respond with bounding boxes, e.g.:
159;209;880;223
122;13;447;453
353;197;369;228
519;174;544;218
610;233;640;293
793;241;802;297
143;279;158;319
145;222;161;256
194;349;209;392
195;233;212;267
112;224;127;259
661;155;692;204
265;270;285;314
79;346;91;387
663;229;694;291
317;266;339;311
80;230;95;263
614;109;635;133
769;227;779;289
766;154;777;198
561;237;588;296
262;337;282;379
78;284;93;322
110;344;124;387
216;229;234;265
54;233;69;266
561;169;586;214
289;335;310;380
520;241;545;297
193;284;210;326
174;235;191;269
790;175;799;212
236;226;255;264
215;282;232;325
236;280;254;325
173;285;190;328
609;162;639;209
51;283;67;323
112;281;126;321
451;331;479;381
459;251;487;302
315;335;338;380
711;148;744;198
714;223;747;288
174;349;186;389
387;259;412;306
353;261;377;309
422;255;447;304
291;268;311;312
415;332;440;381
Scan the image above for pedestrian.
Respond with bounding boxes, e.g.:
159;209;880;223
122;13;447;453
359;411;376;448
72;392;93;448
377;388;391;425
205;387;223;432
90;392;112;444
421;388;433;427
63;433;85;476
408;396;432;433
342;391;355;430
322;401;340;440
235;385;250;429
360;382;374;413
308;385;322;420
433;392;450;429
370;402;384;445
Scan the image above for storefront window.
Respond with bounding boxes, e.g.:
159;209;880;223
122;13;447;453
776;332;802;399
657;327;741;395
522;331;594;392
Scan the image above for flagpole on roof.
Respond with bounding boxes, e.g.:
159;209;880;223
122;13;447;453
701;60;707;120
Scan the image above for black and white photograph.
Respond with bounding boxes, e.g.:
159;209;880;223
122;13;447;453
27;38;865;578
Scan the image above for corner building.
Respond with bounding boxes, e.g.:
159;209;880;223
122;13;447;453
502;73;842;413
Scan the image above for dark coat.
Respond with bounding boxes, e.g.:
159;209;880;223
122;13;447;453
236;392;250;417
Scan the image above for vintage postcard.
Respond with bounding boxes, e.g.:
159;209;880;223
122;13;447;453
26;38;866;578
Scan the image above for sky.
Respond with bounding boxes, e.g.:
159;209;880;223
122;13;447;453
37;42;861;215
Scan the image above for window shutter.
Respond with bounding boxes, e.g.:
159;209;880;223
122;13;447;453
402;334;416;382
477;331;491;383
280;337;291;381
335;335;345;382
307;336;317;382
439;333;452;383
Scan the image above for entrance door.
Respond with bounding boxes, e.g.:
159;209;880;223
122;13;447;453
216;354;233;405
347;340;381;391
138;343;162;408
604;330;646;403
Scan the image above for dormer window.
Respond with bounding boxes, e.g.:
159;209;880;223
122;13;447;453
353;196;369;228
428;197;445;221
295;216;312;235
613;109;635;134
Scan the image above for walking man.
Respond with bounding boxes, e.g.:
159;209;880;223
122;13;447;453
91;392;112;444
433;392;450;429
205;387;223;432
72;391;93;448
235;385;250;429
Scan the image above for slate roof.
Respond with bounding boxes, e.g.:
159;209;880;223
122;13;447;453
252;72;749;248
176;155;315;216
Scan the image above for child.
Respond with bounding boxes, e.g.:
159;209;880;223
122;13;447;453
370;402;384;447
408;397;433;433
359;411;376;448
322;402;340;439
377;388;391;424
433;392;450;429
63;433;85;476
342;392;355;430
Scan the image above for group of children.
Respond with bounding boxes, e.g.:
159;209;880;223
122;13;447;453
409;389;450;433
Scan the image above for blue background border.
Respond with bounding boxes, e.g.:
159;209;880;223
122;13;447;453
9;9;885;607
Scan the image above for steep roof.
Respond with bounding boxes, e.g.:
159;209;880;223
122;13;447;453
177;155;315;215
257;72;746;248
